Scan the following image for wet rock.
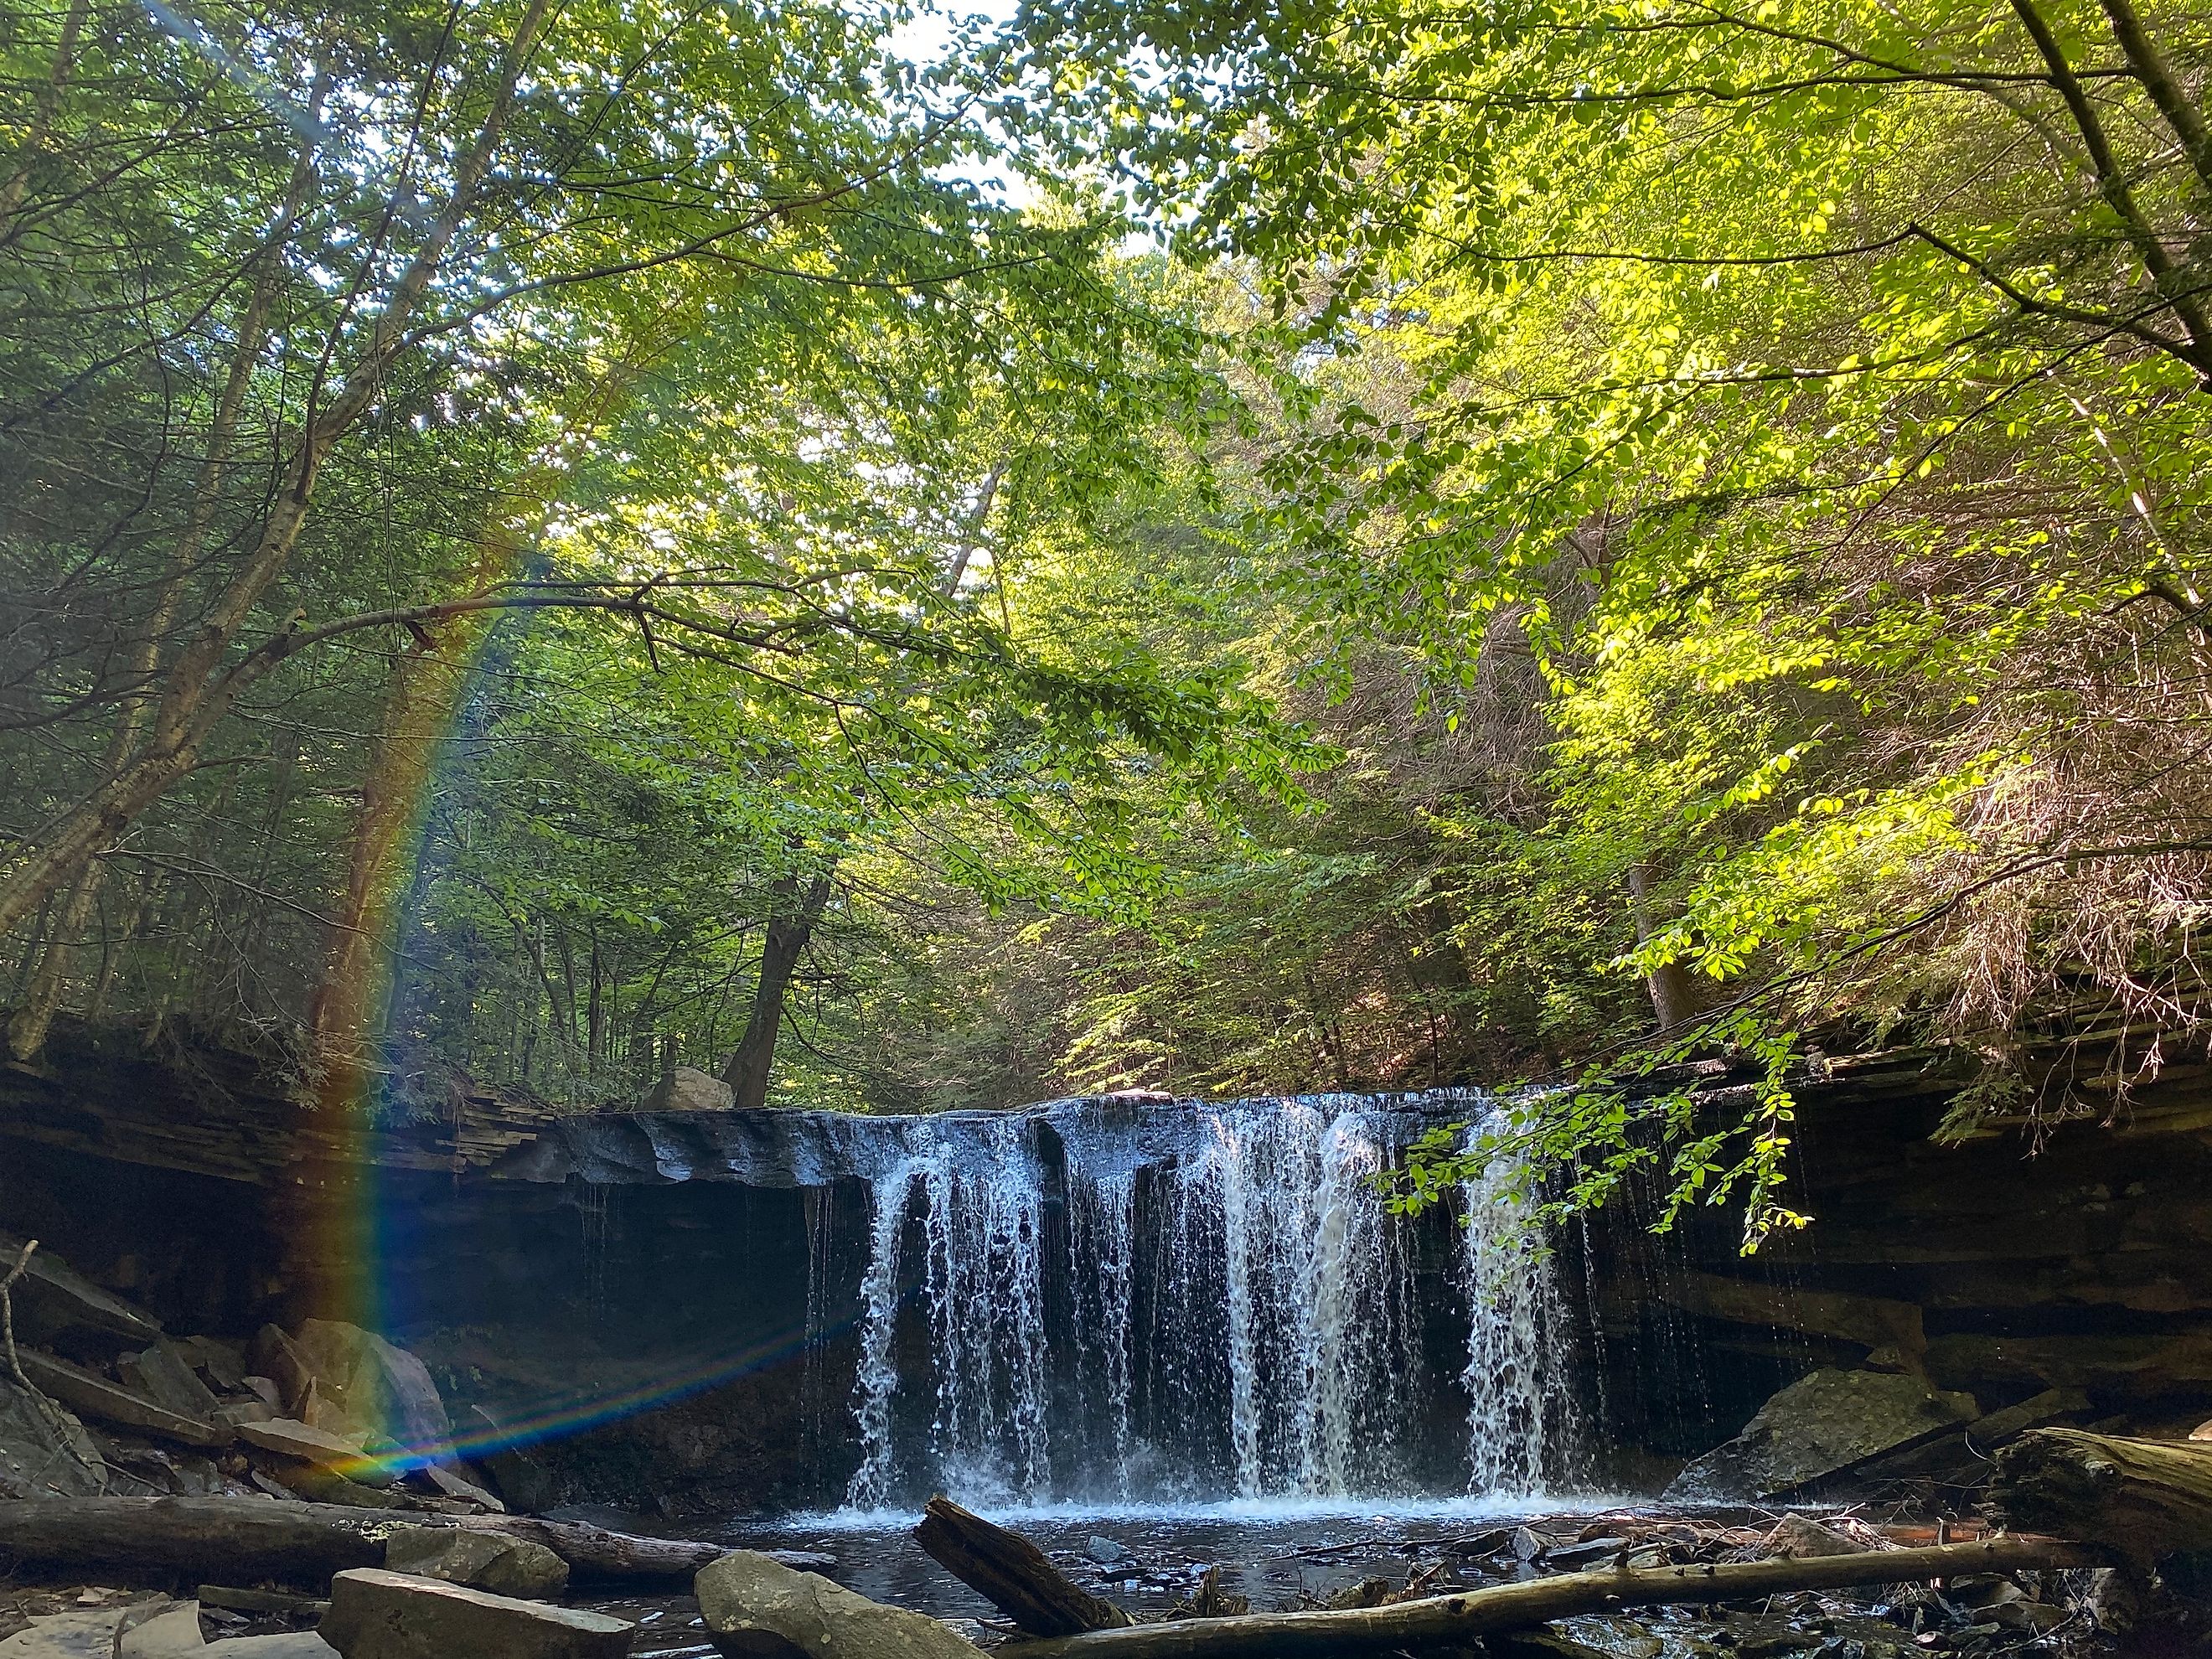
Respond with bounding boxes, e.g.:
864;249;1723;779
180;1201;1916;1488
10;1351;224;1450
646;1067;736;1114
320;1569;630;1659
0;1377;103;1497
1666;1369;1978;1499
292;1323;450;1454
695;1549;979;1659
1321;1579;1393;1611
1769;1515;1867;1558
1486;1630;1614;1659
383;1524;569;1599
1558;1616;1665;1659
1083;1537;1134;1568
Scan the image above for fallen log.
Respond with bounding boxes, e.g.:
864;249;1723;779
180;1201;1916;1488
916;1495;1133;1635
1000;1538;2101;1659
1991;1427;2212;1567
0;1496;829;1587
473;1513;831;1581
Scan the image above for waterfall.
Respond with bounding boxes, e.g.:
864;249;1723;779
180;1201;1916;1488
824;1093;1579;1512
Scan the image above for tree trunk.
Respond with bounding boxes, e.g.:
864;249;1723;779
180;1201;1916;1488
0;1496;825;1587
722;871;832;1110
1990;1428;2212;1567
1625;863;1706;1030
913;1496;1132;1636
998;1540;2101;1659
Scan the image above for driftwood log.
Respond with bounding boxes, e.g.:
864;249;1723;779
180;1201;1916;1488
916;1495;1133;1635
0;1496;827;1586
1991;1428;2212;1566
1000;1539;2101;1659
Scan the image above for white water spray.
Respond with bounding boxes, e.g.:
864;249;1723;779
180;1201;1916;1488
826;1094;1576;1511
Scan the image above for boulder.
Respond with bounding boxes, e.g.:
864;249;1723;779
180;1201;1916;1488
1665;1367;1977;1500
205;1640;338;1656
646;1067;735;1113
319;1569;630;1659
695;1549;981;1659
121;1343;222;1421
1765;1513;1866;1558
292;1324;450;1453
0;1234;162;1355
0;1378;103;1498
11;1351;225;1449
383;1525;568;1599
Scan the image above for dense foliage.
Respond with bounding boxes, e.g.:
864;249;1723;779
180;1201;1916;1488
4;0;2207;1238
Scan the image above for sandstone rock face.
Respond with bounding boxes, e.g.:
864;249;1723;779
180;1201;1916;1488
292;1324;451;1454
1665;1367;1977;1500
383;1524;569;1599
695;1550;981;1659
320;1569;630;1659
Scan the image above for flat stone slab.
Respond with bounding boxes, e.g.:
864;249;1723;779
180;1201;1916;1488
14;1351;226;1450
0;1607;128;1657
320;1568;629;1659
697;1550;981;1659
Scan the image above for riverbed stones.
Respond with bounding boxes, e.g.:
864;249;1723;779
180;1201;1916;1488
1666;1367;1978;1499
321;1569;628;1659
383;1524;568;1599
696;1550;980;1659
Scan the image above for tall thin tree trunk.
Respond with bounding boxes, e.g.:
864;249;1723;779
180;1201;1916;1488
721;872;833;1111
1626;863;1707;1031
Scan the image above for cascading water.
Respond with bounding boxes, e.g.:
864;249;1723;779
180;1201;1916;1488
823;1093;1582;1512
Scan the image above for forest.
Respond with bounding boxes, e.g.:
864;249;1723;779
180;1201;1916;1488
3;0;2209;1244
